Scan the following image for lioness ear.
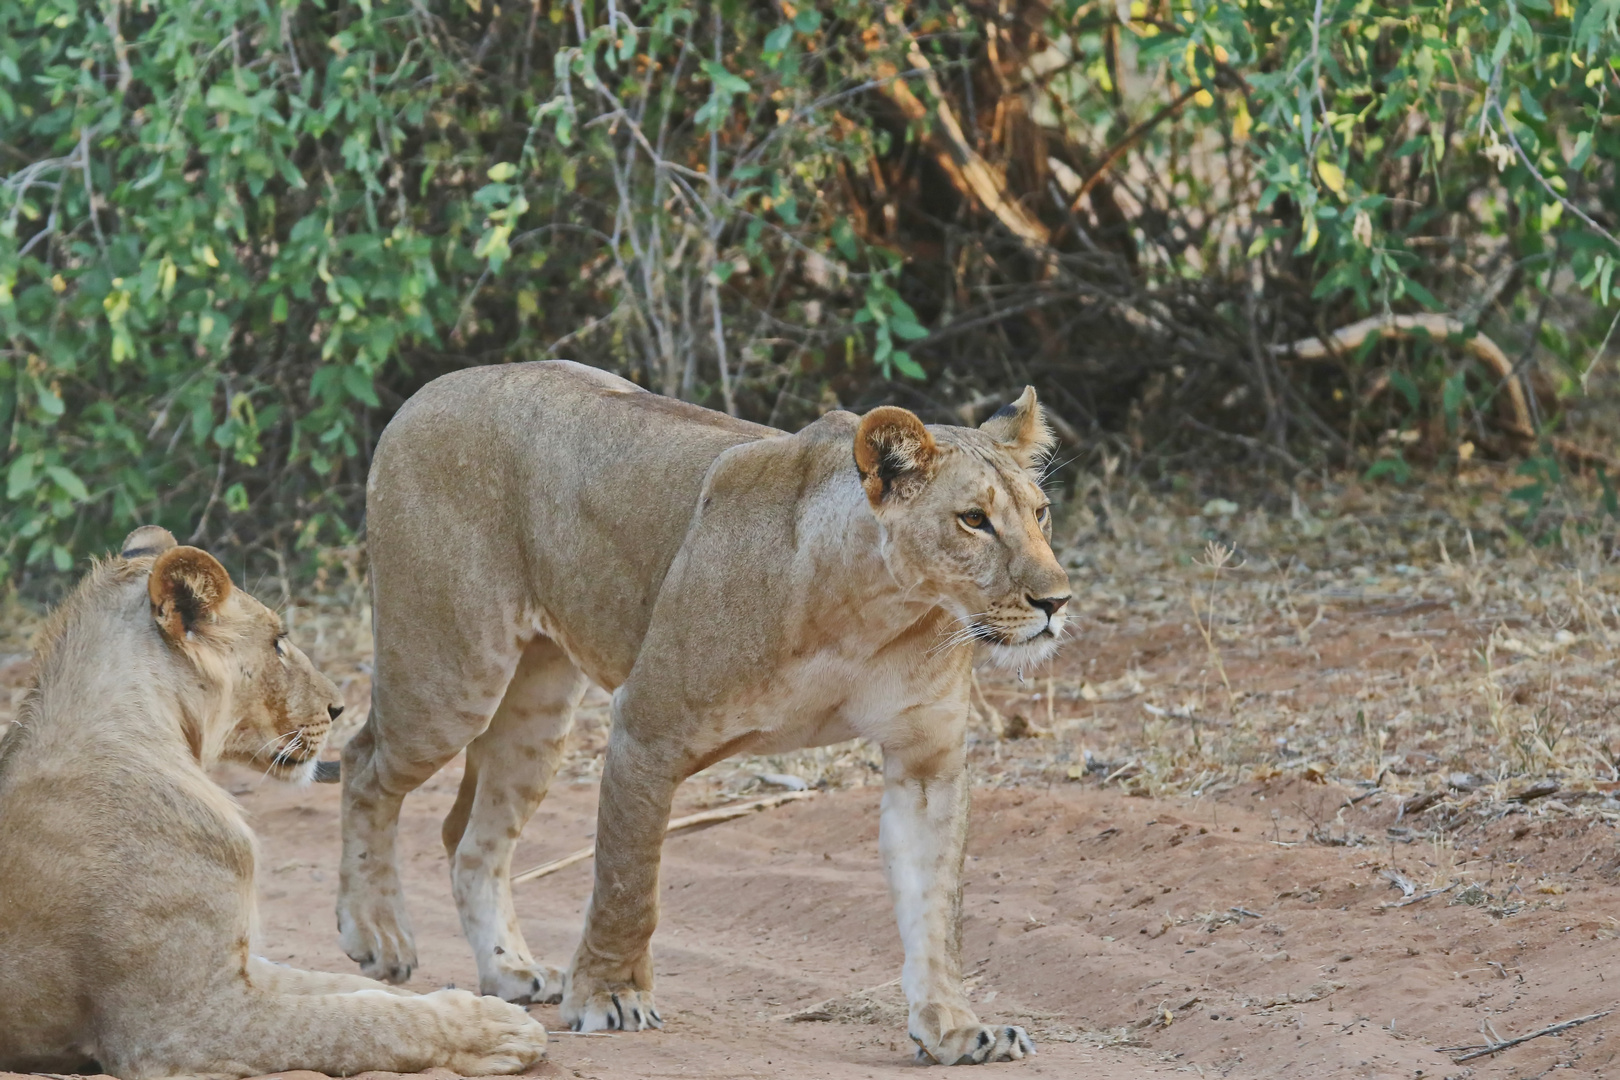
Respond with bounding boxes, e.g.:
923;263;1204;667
979;385;1054;469
149;546;233;641
854;406;937;507
121;525;178;560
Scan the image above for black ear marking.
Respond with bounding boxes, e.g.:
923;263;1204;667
120;524;178;559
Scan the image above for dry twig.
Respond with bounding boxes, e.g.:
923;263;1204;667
1440;1011;1611;1063
513;788;818;885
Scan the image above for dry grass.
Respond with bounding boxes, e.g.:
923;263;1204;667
4;469;1619;847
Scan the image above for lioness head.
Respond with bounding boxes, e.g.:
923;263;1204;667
122;526;345;782
853;388;1072;669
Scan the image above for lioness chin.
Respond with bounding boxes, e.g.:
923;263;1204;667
338;360;1070;1065
0;527;548;1079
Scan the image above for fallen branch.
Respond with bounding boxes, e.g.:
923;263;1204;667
1275;313;1618;469
1387;882;1456;908
1274;314;1534;441
1440;1011;1611;1064
513;788;819;886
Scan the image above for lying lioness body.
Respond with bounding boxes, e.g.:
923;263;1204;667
0;528;548;1079
338;360;1070;1065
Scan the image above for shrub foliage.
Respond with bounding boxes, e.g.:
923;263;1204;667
1;0;1617;579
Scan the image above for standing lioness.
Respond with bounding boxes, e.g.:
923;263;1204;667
339;360;1070;1065
0;528;548;1079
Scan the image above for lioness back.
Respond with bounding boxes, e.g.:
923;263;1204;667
368;360;779;688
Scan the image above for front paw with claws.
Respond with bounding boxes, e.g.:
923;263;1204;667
563;984;662;1032
914;1019;1036;1065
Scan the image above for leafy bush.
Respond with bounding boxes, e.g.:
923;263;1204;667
1;0;1616;583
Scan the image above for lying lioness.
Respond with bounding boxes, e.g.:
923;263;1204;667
338;361;1070;1065
0;527;548;1079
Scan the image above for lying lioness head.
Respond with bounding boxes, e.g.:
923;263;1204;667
119;525;343;781
853;387;1072;669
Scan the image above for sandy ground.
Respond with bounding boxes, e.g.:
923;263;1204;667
22;744;1616;1080
8;480;1620;1079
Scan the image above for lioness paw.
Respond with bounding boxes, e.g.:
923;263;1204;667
337;896;418;984
483;961;567;1006
915;1024;1035;1066
433;990;550;1074
563;986;662;1032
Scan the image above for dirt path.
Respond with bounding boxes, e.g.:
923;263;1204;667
57;758;1612;1080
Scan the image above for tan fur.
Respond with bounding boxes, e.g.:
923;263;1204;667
0;528;548;1079
339;361;1071;1065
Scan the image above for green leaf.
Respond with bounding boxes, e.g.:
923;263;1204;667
1571;130;1594;170
487;161;518;182
793;9;822;33
1388;371;1421;412
893;352;927;380
340;366;381;408
36;384;64;417
890;318;929;341
44;465;89;502
832;219;858;261
1441;372;1466;433
1402;278;1443;312
1364;456;1411;484
6;451;36;501
204;84;255;115
702;60;751;95
764;24;793;56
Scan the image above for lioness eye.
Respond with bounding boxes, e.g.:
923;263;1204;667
273;635;287;658
1036;505;1051;524
959;510;991;532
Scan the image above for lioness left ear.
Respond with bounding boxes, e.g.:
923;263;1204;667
120;524;177;559
854;406;937;507
979;385;1054;469
149;546;234;641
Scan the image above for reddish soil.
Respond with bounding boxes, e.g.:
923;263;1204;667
9;532;1620;1080
15;756;1619;1080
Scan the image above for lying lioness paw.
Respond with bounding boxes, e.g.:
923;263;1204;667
0;528;548;1079
338;361;1069;1065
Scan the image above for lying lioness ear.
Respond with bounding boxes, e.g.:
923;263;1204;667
854;406;937;506
979;385;1055;469
121;525;178;560
149;546;233;641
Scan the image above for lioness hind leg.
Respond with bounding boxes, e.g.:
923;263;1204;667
247;955;414;996
448;635;585;1004
338;663;516;984
103;983;547;1079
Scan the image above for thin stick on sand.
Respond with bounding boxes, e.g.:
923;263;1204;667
512;788;819;886
1440;1011;1611;1063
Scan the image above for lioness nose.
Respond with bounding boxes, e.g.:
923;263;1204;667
328;704;345;721
1029;594;1070;617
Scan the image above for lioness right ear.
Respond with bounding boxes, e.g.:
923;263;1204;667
121;525;177;560
149;546;233;641
854;406;937;507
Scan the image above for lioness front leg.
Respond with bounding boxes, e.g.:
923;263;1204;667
560;723;676;1032
103;984;547;1079
881;736;1034;1066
